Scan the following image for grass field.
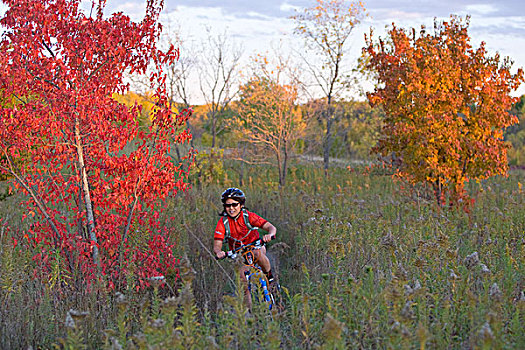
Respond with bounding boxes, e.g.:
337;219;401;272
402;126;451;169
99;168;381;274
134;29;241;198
0;163;524;349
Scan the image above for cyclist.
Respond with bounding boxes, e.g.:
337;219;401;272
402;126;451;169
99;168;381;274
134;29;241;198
213;188;277;286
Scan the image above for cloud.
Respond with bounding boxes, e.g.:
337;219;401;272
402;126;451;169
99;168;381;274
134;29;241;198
280;2;302;13
366;0;520;18
465;4;498;15
83;0;523;37
380;10;426;20
469;16;525;38
163;0;308;18
165;5;293;48
362;0;525;38
78;0;146;20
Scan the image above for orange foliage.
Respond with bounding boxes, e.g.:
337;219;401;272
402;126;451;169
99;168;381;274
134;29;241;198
234;71;305;187
364;16;524;206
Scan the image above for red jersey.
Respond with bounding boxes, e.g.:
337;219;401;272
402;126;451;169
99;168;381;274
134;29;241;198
214;210;268;249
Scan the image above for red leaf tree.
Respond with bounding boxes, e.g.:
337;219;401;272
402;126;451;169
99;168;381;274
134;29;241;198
364;16;524;206
0;0;193;288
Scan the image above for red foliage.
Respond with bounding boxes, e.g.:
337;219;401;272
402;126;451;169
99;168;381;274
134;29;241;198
0;0;193;288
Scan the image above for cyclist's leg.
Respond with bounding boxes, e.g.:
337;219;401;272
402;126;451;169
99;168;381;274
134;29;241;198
254;246;278;287
253;246;271;274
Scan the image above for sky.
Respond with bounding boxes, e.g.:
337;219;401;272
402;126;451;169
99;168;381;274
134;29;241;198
1;0;524;98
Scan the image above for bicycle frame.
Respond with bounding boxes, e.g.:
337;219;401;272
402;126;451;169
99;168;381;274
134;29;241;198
242;255;274;308
221;239;275;310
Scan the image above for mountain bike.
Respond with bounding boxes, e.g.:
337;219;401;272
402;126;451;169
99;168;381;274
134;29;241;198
218;239;284;315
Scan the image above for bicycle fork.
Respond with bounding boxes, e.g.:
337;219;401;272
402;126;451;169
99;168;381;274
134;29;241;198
245;270;273;309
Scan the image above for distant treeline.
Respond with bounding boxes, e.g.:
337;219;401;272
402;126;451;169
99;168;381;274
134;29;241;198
115;92;525;166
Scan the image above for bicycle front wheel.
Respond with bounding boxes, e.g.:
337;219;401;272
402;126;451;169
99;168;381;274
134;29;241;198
248;270;275;313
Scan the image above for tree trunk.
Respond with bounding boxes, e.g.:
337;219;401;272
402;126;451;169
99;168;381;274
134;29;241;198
433;179;443;208
211;111;216;148
174;145;182;163
75;117;100;270
281;144;288;188
277;151;284;189
239;141;247;187
323;109;334;178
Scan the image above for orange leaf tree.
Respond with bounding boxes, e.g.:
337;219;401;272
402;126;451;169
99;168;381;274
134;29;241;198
233;55;305;188
0;0;193;288
364;16;524;206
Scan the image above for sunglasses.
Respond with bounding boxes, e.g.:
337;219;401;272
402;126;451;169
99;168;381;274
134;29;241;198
223;202;240;208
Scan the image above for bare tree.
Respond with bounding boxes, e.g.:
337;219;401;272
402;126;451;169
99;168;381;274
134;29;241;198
292;0;366;176
199;28;242;148
162;23;198;155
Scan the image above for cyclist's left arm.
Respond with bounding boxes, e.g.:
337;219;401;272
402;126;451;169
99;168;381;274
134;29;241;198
261;221;276;242
247;211;276;243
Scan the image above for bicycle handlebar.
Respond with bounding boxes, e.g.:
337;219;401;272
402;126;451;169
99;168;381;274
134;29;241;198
215;236;275;260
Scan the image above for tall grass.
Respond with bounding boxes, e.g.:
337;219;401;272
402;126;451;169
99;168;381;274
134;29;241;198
0;164;523;348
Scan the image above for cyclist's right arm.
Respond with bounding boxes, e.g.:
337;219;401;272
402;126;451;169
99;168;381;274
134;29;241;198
213;239;226;259
214;220;227;259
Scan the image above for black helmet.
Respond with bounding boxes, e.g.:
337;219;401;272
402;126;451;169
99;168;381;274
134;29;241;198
221;188;246;205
